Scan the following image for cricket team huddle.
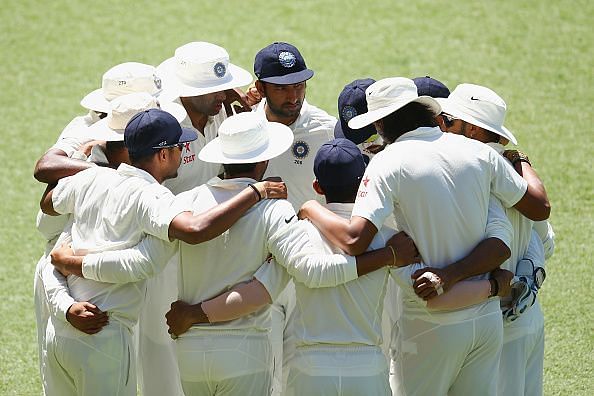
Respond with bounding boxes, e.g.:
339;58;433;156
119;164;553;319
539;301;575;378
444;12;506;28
33;41;554;396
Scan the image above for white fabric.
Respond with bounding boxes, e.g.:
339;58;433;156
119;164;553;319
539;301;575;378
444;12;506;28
257;99;336;209
50;112;98;157
162;100;224;194
51;163;183;331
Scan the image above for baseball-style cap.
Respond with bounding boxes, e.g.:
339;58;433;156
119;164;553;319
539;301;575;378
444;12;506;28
199;112;294;164
84;93;186;142
436;83;518;145
157;42;253;101
314;138;366;189
413;76;450;98
254;42;314;85
80;62;162;113
334;78;377;145
124;108;197;158
348;77;441;129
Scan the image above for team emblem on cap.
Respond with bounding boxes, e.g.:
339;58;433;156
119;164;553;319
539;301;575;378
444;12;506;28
341;105;358;122
278;51;296;68
292;140;309;159
213;62;226;78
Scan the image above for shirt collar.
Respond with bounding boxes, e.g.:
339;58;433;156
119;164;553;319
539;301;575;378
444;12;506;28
486;142;505;154
206;176;258;190
117;163;159;184
394;126;442;143
257;99;310;129
324;202;354;219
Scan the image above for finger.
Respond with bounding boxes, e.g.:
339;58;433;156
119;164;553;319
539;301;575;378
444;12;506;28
422;290;438;300
411;268;426;279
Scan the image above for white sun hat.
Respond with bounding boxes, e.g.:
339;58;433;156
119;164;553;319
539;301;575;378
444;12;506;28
157;42;253;101
80;62;162;113
348;77;441;130
83;92;186;141
199;112;294;164
436;83;518;145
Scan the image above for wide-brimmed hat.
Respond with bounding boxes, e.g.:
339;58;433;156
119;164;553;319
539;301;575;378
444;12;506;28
125;109;197;159
157;42;253;101
84;93;186;141
348;77;441;129
254;42;314;85
80;62;162;113
198;112;294;164
436;83;517;145
334;78;376;145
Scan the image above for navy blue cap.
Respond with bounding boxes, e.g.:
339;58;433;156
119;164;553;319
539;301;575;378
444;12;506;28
334;78;377;145
124;108;197;158
254;42;314;84
413;76;450;98
314;138;366;189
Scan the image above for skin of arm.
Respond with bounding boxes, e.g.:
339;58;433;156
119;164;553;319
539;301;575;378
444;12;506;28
168;181;286;245
298;201;379;256
34;148;94;184
511;161;551;221
40;184;59;216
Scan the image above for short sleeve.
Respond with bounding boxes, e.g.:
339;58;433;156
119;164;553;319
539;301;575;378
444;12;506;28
253;258;291;301
489;150;528;208
136;186;181;241
52;168;96;215
485;196;513;249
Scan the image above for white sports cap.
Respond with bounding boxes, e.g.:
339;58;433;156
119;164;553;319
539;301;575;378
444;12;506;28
84;92;186;141
436;83;518;145
348;77;441;130
80;62;162;113
199;112;293;164
157;42;253;101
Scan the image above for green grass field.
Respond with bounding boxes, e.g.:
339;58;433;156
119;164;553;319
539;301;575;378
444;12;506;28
1;1;592;394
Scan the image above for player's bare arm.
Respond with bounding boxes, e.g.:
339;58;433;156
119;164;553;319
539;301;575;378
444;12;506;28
298;200;378;255
34;148;95;184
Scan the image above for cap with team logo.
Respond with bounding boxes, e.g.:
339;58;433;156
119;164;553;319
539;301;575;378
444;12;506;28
314;138;366;189
80;62;162;113
124;108;197;158
413;76;450;99
436;83;517;145
334;78;377;145
254;42;314;84
157;42;253;101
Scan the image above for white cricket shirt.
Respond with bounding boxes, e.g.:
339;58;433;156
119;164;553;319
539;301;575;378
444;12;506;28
256;100;336;209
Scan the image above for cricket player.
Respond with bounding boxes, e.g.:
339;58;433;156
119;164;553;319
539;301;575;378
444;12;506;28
298;77;551;395
435;83;555;395
32;62;166;394
39;109;286;396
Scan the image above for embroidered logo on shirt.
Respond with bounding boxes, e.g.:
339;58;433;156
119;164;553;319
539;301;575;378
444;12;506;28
292;140;310;159
214;62;227;78
278;51;296;68
284;215;295;224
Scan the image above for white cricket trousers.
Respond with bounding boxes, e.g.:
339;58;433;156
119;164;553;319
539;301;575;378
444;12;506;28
285;345;391;396
34;255;51;393
44;320;136;396
176;330;272;395
498;300;544;396
391;299;503;396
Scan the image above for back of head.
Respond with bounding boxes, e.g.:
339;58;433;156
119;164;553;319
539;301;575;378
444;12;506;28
413;76;450;98
314;138;366;203
381;101;439;143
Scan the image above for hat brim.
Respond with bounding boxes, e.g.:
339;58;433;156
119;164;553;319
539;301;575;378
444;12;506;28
436;98;518;145
198;122;294;164
83;102;187;142
156;57;253;102
348;96;441;130
80;89;111;113
258;69;314;85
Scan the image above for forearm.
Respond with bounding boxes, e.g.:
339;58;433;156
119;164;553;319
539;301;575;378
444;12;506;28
444;237;511;285
355;247;394;277
201;279;272;323
170;187;259;244
426;280;491;310
34;149;94;184
42;261;76;322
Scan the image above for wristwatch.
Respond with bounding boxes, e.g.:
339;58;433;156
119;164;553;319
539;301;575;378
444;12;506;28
503;150;531;166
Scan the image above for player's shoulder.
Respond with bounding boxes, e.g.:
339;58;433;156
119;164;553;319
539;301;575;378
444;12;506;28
298;102;337;132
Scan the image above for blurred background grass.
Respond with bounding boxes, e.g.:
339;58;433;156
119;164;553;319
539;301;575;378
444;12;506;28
0;1;591;394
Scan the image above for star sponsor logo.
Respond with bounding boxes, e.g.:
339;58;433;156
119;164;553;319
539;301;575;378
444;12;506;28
362;176;370;187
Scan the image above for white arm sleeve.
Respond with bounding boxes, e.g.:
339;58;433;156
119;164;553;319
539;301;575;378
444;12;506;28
41;257;75;323
533;220;555;260
81;235;177;283
523;230;546;270
485;195;513;249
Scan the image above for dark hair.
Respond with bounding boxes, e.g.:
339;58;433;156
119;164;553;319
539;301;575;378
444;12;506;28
106;140;126;151
319;181;360;204
129;150;157;165
381;102;438;143
223;163;258;177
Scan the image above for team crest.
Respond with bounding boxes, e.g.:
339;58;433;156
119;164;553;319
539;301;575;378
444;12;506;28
278;51;296;68
292;140;310;159
213;62;226;78
153;74;162;90
341;105;357;122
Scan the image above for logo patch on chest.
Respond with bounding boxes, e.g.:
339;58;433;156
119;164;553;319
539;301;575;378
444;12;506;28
292;140;310;159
